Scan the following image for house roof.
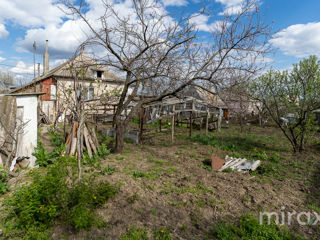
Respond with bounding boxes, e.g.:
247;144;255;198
11;53;124;93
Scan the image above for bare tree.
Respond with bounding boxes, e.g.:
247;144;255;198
0;71;15;93
61;0;271;152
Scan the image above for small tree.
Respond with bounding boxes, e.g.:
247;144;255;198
251;56;320;152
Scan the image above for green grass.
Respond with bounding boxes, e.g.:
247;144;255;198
211;215;305;240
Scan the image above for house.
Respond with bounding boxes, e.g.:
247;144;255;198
178;85;229;118
11;40;124;123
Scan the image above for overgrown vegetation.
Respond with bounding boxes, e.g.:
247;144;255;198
1;156;118;239
120;227;172;240
0;164;9;194
211;215;305;240
33;128;65;167
251;55;320;152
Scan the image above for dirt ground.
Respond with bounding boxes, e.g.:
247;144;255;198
49;123;320;239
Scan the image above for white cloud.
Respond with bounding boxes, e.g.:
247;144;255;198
215;0;257;15
0;56;5;62
17;21;90;58
0;24;9;38
215;0;243;15
189;14;229;32
17;0;178;58
10;61;35;74
0;0;64;27
270;22;320;58
162;0;188;7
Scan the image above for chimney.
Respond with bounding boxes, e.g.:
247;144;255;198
43;40;49;75
38;63;41;80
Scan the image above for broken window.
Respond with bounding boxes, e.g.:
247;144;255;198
93;70;104;79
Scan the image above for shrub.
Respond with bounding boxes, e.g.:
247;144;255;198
2;156;118;238
0;165;9;194
48;128;65;148
32;138;65;167
32;140;51;167
211;215;305;240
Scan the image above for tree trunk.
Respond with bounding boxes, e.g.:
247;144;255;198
115;118;125;153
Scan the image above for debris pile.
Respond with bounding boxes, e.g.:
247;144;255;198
9;156;30;173
210;155;261;172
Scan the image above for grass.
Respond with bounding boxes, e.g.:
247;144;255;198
210;215;305;240
120;227;172;240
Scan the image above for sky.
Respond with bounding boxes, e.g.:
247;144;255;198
0;0;320;84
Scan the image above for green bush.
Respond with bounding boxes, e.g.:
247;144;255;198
211;215;305;240
48;128;65;148
32;138;65;167
2;156;118;238
0;165;9;194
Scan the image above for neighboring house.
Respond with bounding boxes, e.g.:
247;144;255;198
178;85;228;117
11;41;124;122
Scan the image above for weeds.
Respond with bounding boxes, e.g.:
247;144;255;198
120;227;172;240
101;165;116;175
0;165;9;194
211;214;305;240
1;156;118;238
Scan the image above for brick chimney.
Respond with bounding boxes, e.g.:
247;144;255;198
43;40;49;75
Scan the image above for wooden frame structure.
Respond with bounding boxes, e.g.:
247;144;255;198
140;96;221;143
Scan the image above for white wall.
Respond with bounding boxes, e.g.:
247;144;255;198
16;95;38;168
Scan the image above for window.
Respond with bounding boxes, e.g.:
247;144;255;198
50;85;56;100
88;87;94;100
93;70;104;79
82;86;94;100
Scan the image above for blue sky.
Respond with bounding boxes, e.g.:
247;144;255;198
0;0;320;83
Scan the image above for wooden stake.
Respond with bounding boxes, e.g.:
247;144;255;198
70;137;77;156
206;110;209;136
171;105;175;143
90;126;99;147
88;134;97;154
189;111;193;137
84;127;93;158
139;107;145;144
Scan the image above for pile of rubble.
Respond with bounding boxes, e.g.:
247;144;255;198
211;155;261;172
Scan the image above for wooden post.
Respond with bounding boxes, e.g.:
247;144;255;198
171;105;175;143
206;110;209;136
189;100;194;137
139;107;145;144
189;111;193;137
159;119;162;132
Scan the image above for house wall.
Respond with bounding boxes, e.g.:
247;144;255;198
15;95;38;168
56;78;123;120
41;77;56;100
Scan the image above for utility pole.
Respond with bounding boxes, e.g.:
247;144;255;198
33;41;36;79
